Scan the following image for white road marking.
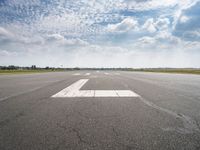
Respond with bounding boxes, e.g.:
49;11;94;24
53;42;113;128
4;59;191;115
94;90;118;97
73;73;81;76
85;73;91;76
104;72;109;75
52;79;140;98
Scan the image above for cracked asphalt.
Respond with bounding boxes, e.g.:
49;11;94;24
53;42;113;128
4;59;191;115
0;71;200;150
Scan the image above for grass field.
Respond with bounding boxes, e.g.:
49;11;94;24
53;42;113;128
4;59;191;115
132;68;200;75
1;68;200;75
0;69;65;75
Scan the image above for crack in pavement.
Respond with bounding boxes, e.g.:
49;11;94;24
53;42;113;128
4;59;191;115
114;74;200;134
71;128;89;145
112;127;137;150
139;97;200;134
57;122;94;148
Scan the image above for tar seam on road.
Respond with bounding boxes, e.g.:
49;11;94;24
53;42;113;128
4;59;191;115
138;96;200;134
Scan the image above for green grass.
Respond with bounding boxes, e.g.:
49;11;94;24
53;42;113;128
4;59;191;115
1;68;200;75
131;69;200;75
0;69;65;75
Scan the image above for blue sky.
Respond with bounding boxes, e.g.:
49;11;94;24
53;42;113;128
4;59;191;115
0;0;200;68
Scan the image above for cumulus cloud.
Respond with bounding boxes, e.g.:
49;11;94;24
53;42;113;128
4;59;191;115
173;1;200;41
0;0;200;67
142;18;157;33
46;34;89;46
107;18;138;33
142;18;170;34
180;16;190;23
133;31;181;51
155;18;170;30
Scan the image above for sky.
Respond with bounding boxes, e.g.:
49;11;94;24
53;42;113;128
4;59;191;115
0;0;200;68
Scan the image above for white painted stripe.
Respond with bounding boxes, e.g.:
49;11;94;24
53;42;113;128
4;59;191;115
75;90;95;97
52;79;140;98
73;73;81;76
94;90;118;97
52;79;88;97
104;72;109;75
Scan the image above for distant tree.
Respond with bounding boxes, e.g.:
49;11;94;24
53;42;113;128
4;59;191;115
8;65;16;70
31;65;36;69
45;66;49;70
74;67;80;70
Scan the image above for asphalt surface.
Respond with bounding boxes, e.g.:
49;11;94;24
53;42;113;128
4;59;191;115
0;71;200;150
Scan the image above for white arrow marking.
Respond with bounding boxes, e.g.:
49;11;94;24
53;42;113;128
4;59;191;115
73;73;81;76
52;79;140;98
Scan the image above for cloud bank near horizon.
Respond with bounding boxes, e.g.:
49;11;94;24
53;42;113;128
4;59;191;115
0;0;200;68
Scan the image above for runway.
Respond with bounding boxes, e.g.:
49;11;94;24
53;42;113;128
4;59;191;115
0;71;200;150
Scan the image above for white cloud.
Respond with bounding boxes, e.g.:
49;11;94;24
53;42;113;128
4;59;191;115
6;0;41;6
1;34;200;68
183;30;200;40
172;0;199;29
0;27;14;40
0;26;45;45
107;18;138;33
173;1;200;41
155;18;170;30
137;36;156;45
180;16;190;23
121;0;199;11
0;49;18;57
142;18;170;34
37;13;82;31
132;30;183;51
46;34;88;46
1;0;200;68
142;18;157;33
0;26;88;47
